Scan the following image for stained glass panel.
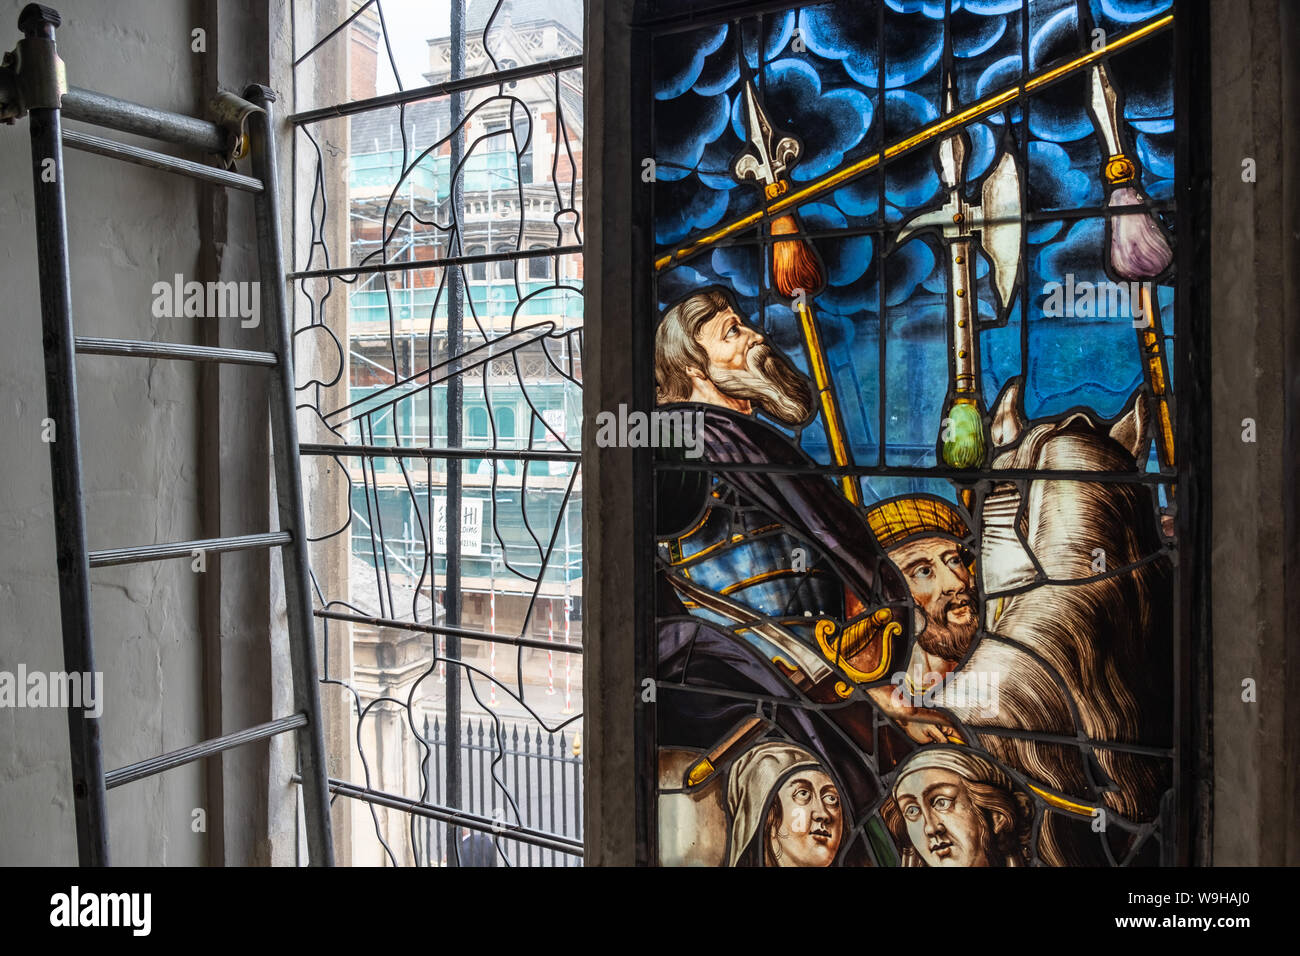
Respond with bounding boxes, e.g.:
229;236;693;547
647;0;1181;867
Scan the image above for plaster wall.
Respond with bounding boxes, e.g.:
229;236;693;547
0;0;291;866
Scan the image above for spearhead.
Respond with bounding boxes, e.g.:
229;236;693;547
1088;64;1124;158
936;73;970;191
733;78;800;195
1088;62;1139;187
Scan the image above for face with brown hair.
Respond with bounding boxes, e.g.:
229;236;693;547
888;536;979;662
893;766;990;867
766;768;843;867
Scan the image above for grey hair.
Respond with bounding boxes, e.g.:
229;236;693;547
655;288;732;404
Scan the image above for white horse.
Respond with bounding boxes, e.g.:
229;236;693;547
939;379;1174;866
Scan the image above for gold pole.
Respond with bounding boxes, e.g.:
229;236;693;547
795;299;861;505
942;729;1099;818
1136;282;1176;471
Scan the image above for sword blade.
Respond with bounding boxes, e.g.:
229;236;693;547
668;571;835;685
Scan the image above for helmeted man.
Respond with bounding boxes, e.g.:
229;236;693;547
865;496;979;719
653;288;913;865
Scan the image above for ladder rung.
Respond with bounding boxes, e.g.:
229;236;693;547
62;128;263;192
105;714;309;790
90;531;292;568
75;337;278;367
62;86;230;154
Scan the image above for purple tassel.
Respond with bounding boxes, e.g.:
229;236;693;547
1108;185;1173;280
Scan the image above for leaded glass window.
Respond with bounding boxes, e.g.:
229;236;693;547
645;0;1186;867
291;0;584;866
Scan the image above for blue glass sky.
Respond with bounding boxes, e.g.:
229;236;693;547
653;0;1176;468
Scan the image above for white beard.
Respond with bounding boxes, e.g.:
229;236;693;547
708;345;811;426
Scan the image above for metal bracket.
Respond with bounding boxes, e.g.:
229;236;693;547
0;49;18;122
18;35;65;108
209;89;265;169
0;33;67;123
4;4;67;121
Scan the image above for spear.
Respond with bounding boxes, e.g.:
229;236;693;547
733;78;861;506
894;72;1023;496
656;12;1172;273
1086;60;1176;475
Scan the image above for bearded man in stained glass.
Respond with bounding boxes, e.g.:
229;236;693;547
653;288;921;862
867;497;979;726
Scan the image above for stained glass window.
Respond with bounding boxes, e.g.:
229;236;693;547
646;0;1183;866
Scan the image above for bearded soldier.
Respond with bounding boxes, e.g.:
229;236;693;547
865;497;979;720
654;287;898;648
653;288;917;865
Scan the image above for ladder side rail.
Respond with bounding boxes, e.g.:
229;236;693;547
90;530;292;569
106;714;309;790
74;336;278;366
242;83;335;867
19;4;109;867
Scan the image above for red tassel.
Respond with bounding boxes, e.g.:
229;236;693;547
771;214;824;298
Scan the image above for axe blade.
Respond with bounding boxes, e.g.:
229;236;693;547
893;202;957;252
975;150;1023;314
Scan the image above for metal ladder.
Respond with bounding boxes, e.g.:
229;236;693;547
1;4;333;866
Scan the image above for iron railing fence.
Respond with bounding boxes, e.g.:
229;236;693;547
418;716;582;867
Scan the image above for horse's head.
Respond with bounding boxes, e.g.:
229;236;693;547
979;378;1153;597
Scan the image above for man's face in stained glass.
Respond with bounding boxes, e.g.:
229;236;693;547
888;536;978;662
894;767;990;867
689;308;814;425
696;307;764;373
769;769;842;867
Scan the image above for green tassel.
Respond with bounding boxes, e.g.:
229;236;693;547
941;401;986;469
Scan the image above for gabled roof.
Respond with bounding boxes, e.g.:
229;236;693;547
350;99;450;153
466;0;583;38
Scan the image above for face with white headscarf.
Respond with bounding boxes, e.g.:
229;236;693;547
889;747;1032;867
726;741;844;867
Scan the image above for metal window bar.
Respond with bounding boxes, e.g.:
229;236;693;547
288;55;585;126
4;3;333;866
327;775;583;858
290;0;584;866
288;243;582;282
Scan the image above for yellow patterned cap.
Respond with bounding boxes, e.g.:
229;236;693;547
866;496;970;550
